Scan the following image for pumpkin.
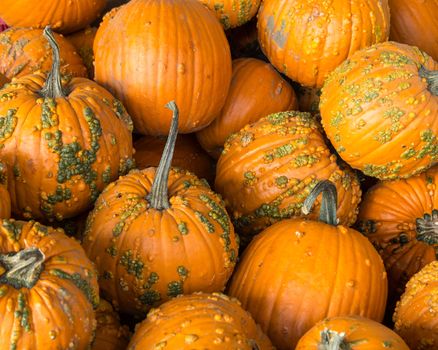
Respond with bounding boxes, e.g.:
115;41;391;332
67;26;98;79
0;27;87;80
94;0;232;136
297;86;321;114
127;292;274;349
92;299;131;350
214;111;361;242
0;162;11;219
198;0;261;30
257;0;390;88
393;261;438;350
228;181;388;349
389;0;438;61
296;315;410;350
197;58;298;159
0;27;134;222
0;218;99;349
82;102;238;316
134;134;215;184
0;0;106;34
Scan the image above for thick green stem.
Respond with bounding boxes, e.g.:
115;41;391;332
416;209;438;246
147;101;179;210
318;329;351;350
419;66;438;96
40;26;66;98
0;247;45;289
302;180;338;225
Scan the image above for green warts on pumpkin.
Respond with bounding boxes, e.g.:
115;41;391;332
302;180;338;226
419;66;438;96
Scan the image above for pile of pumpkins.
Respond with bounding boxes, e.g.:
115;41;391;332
0;0;436;349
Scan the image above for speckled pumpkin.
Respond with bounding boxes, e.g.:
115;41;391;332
0;218;99;350
0;27;87;80
0;162;11;219
393;261;438;350
0;28;134;222
197;58;298;158
215;111;361;241
82;103;238;316
296;315;410;350
67;26;98;79
320;41;438;180
257;0;390;87
127;292;274;349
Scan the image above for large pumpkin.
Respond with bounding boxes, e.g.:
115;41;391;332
197;58;298;158
0;27;87;80
67;26;98;79
127;292;274;349
228;181;388;349
320;41;438;180
393;261;438;350
0;218;99;349
0;28;134;222
0;162;11;219
0;0;106;34
94;0;232;136
82;102;238;316
215;110;361;241
257;0;390;88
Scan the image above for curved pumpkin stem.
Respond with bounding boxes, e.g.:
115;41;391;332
318;329;352;350
419;66;438;96
40;26;66;98
0;247;45;289
416;209;438;245
147;101;179;210
302;180;338;226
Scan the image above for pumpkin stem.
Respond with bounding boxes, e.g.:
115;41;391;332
318;329;351;350
146;101;179;210
40;26;66;98
302;180;338;226
416;209;438;246
419;66;438;96
0;247;45;289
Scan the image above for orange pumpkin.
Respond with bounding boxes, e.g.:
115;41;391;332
228;181;388;349
0;0;106;34
320;41;438;180
393;261;438;350
82;102;238;316
197;58;298;158
215;111;361;241
296;315;410;350
127;292;274;349
94;0;232;136
0;218;99;349
67;26;98;79
0;27;87;80
257;0;390;88
0;28;134;222
0;162;11;219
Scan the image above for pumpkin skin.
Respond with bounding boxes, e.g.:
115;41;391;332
127;292;274;349
67;27;98;79
257;0;390;88
197;58;298;159
296;315;410;350
215;111;361;240
94;0;232;136
0;218;99;350
0;0;106;34
0;27;87;80
0;162;11;219
320;41;438;180
389;0;438;61
393;261;438;350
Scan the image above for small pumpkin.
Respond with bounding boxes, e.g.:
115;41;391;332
0;218;99;349
197;58;298;158
393;261;438;350
82;102;238;316
228;181;388;349
0;162;11;219
296;315;410;350
67;26;98;79
127;292;274;349
320;41;438;180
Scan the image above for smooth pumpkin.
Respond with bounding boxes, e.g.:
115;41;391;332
67;26;98;79
0;162;11;219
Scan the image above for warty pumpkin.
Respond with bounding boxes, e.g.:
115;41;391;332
0;27;87;80
197;57;298;159
257;0;390;88
215;110;361;241
0;27;135;222
94;0;232;136
320;41;438;180
127;292;274;349
82;102;238;316
0;218;99;349
67;26;98;79
0;162;11;219
393;261;438;350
